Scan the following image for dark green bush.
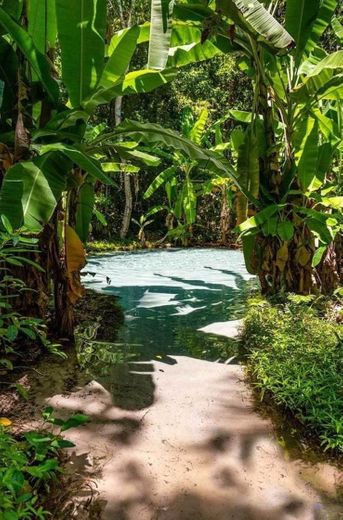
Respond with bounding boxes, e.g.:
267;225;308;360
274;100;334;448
0;409;89;519
242;297;343;453
0;218;65;369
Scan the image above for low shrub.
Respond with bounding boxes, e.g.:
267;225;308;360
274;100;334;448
242;296;343;453
0;409;89;519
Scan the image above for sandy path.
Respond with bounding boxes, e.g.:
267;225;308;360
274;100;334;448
44;356;342;519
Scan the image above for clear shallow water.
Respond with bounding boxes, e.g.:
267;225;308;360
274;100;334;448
83;248;255;362
78;249;343;517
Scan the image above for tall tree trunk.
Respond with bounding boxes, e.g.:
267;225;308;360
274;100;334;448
114;96;133;239
110;0;138;240
120;174;133;239
220;187;230;245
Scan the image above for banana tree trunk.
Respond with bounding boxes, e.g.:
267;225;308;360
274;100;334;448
316;243;340;295
49;206;74;338
52;186;85;339
255;226;339;295
256;228;314;294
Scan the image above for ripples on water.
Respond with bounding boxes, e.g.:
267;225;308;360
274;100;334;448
83;248;255;363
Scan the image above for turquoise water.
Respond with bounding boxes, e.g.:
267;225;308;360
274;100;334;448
84;248;255;363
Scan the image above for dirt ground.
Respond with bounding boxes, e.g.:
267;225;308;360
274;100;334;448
25;355;343;520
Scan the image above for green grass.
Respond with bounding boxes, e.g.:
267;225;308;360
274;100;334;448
86;239;155;252
242;296;343;453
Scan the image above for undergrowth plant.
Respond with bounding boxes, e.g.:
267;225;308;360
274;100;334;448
242;296;343;453
0;217;64;373
0;409;89;519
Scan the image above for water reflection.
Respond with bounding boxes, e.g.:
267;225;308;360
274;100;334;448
83;249;256;363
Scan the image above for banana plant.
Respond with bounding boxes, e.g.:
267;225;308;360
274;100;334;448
0;0;204;334
132;205;164;246
231;0;343;294
139;108;223;245
163;0;343;294
0;0;247;333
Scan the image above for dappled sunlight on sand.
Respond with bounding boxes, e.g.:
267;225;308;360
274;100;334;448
39;356;342;519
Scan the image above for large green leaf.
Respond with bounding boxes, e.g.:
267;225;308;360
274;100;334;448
167;40;219;68
0;179;23;229
237;127;259;195
173;3;213;23
236;130;250;223
316;143;333;183
38;143;114;185
148;0;175;69
111;120;256;200
189;108;208;144
183;180;196;224
113;146;161;167
110;21;199;49
0;39;17;113
144;166;177;198
332;16;343;44
248;131;259;199
315;76;343;101
320;196;343;209
299;208;336;243
100;25;139;89
237;205;281;233
312;108;338;142
28;0;57;53
0;153;67;230
1;0;23;20
293;51;343;100
84;68;177;110
285;0;321;60
163;28;236;69
55;0;107;107
305;0;338;55
294;117;319;190
102;162;140;174
121;69;176;94
242;235;257;275
216;0;294;52
107;20;231;74
305;50;343;79
0;7;59;103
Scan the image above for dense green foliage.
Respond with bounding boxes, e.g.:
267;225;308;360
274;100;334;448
124;55;252;129
0;410;88;519
0;222;64;370
94;54;252;243
0;7;341;515
243;297;343;452
93;0;343;294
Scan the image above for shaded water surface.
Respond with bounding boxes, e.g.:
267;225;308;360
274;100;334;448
83;248;255;362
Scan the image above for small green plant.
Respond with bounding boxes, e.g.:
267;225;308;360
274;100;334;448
132;206;164;246
242;297;343;453
0;409;89;519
